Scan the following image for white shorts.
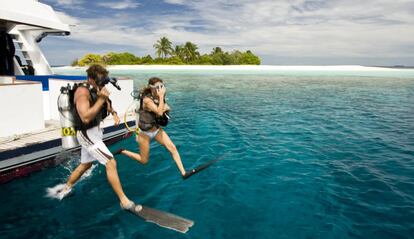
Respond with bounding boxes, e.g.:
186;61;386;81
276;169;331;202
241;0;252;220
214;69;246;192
77;126;113;165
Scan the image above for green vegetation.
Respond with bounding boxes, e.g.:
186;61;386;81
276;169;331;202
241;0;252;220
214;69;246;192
77;54;103;66
73;37;261;66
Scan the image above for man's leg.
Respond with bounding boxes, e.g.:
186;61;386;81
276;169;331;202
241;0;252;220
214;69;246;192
79;127;132;208
66;162;93;188
105;158;131;207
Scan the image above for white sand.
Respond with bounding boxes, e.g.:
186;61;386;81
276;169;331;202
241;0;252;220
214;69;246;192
55;65;403;72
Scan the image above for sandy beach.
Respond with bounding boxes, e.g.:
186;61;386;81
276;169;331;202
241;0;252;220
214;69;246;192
54;65;406;72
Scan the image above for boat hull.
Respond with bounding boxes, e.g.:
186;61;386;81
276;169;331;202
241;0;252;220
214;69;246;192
0;122;134;184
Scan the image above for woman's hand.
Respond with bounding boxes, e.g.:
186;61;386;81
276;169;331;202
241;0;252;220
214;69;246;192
157;86;166;98
164;103;170;112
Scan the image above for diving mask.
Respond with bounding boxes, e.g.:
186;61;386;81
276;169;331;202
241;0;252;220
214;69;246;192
149;83;165;90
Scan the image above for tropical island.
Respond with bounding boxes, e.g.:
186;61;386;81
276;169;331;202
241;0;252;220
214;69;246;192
72;37;261;66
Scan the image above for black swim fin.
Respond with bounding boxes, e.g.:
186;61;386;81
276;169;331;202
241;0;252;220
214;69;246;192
113;148;125;155
182;153;227;180
125;203;194;233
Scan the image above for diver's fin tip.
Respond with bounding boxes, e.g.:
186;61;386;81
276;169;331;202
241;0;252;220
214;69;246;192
183;153;227;180
125;204;194;233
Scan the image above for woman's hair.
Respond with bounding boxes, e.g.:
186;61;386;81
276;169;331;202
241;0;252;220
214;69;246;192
141;77;164;96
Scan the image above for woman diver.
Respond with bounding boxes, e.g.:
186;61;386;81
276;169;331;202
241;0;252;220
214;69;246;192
116;77;192;179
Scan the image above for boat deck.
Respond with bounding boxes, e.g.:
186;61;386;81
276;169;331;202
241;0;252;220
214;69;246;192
0;120;60;152
0;114;136;153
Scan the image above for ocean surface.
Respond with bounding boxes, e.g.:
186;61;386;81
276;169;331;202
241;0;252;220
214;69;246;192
1;68;414;239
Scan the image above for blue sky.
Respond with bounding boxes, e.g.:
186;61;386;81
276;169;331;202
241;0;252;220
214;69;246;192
39;0;414;66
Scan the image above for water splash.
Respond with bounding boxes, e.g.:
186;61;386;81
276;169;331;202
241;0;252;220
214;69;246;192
46;183;72;200
45;150;98;200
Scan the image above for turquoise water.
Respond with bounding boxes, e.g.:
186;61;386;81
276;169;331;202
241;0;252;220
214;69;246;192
1;69;414;238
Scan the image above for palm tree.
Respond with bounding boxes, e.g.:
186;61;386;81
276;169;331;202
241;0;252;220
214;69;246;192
183;41;199;63
153;37;173;59
173;45;185;60
211;47;223;55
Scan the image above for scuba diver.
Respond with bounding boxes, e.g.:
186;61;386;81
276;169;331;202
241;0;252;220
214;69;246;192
49;67;194;233
51;64;133;209
116;77;191;178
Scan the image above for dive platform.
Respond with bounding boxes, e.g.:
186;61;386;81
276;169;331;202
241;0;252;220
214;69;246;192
0;114;136;184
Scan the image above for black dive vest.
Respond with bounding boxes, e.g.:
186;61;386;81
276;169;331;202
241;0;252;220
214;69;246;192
138;94;170;131
72;84;109;131
138;94;158;131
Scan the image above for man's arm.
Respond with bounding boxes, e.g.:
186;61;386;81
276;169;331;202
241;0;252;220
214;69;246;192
105;99;115;114
75;87;108;124
106;99;120;126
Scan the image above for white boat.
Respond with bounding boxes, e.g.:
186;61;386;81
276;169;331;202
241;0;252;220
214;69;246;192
0;0;136;183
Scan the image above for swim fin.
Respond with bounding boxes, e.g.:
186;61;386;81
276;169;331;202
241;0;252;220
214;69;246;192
113;148;125;155
183;153;227;180
123;202;194;233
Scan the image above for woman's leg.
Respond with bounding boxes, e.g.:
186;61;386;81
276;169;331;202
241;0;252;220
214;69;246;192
121;133;151;165
155;129;186;176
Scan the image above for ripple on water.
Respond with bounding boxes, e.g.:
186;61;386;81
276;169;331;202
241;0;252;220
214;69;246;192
1;74;414;239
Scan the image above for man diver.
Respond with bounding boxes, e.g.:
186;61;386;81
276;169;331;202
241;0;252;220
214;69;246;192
52;64;134;210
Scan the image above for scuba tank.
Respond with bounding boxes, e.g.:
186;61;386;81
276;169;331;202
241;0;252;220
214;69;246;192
58;84;79;149
125;90;141;141
131;90;141;132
